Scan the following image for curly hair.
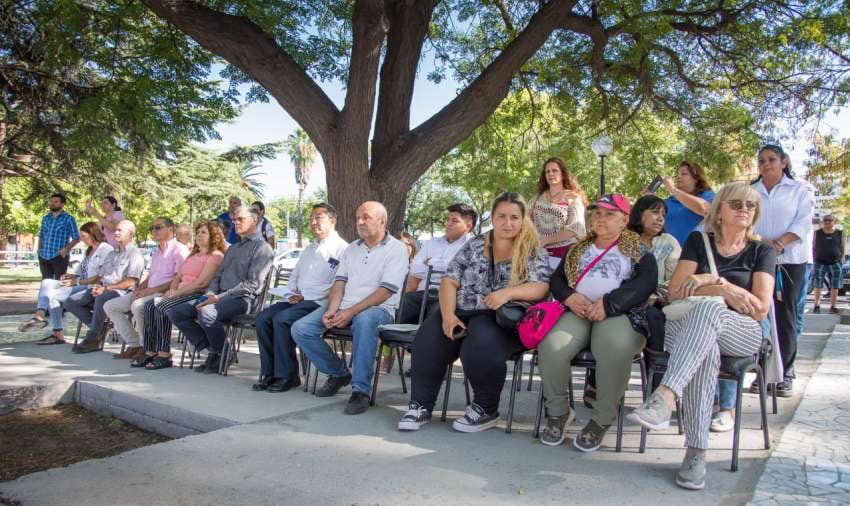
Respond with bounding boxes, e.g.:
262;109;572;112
192;220;228;257
535;157;589;205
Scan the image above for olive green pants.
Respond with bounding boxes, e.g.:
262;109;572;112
537;312;645;426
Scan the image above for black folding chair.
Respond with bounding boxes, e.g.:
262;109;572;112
533;349;646;452
219;266;276;375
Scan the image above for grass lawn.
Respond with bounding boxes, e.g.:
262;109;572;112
0;268;42;284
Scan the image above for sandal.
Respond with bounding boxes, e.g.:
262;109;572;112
20;318;48;333
36;335;66;345
145;356;173;370
131;355;157;368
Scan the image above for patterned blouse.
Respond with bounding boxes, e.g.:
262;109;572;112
446;234;551;311
530;193;586;250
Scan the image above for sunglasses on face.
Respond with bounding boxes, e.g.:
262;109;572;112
725;200;758;212
150;224;166;231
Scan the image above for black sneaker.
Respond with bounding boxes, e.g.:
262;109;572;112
573;420;610;452
776;378;794;398
315;372;352;397
830;306;840;314
813;305;821;314
398;401;432;431
267;376;302;393
452;403;499;433
344;392;370;415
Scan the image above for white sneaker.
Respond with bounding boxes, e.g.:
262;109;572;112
709;410;734;433
398;401;431;431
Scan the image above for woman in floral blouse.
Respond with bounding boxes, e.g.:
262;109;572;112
398;192;551;433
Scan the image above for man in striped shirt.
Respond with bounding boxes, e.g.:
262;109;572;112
37;193;80;280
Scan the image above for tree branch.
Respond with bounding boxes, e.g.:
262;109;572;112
140;0;340;151
371;0;438;169
371;0;580;183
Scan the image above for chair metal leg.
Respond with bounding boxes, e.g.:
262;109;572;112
311;365;319;394
463;375;471;406
533;381;545;439
771;382;778;414
505;357;522;434
639;363;658;453
441;364;453;422
189;344;198;369
369;342;383;406
219;326;232;375
303;360;311;392
615;396;625;452
179;339;188;368
527;353;536;391
567;366;575;410
74;320;83;347
732;373;745;472
396;346;407;394
755;367;770;449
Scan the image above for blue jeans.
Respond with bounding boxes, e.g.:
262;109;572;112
797;263;811;339
36;280;87;331
291;305;393;395
255;300;319;380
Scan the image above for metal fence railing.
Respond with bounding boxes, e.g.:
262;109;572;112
0;250;39;268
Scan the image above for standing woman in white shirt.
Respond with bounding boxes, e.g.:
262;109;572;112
751;144;814;397
530;157;588;269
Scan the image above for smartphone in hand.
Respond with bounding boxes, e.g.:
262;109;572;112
195;295;209;305
647;175;663;193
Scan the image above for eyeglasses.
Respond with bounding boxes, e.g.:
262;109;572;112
309;214;329;222
725;200;758;212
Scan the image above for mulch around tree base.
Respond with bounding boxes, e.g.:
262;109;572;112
0;404;170;483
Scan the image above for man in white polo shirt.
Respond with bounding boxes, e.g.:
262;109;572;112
400;203;477;324
252;203;348;393
291;201;409;414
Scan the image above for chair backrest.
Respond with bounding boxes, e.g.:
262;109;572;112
252;266;276;314
417;267;444;324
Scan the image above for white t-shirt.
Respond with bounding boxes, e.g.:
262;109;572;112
575;244;633;302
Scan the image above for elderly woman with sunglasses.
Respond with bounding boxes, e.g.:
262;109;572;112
628;182;776;491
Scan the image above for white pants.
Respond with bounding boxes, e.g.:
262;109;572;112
103;291;161;347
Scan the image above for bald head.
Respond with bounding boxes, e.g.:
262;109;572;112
356;201;388;244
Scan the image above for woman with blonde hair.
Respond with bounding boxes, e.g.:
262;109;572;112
398;192;551;433
531;157;588;268
131;220;227;369
628;182;775;490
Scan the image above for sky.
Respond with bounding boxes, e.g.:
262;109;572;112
202;62;850;203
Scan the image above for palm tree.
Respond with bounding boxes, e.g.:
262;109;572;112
285;128;317;246
238;160;266;199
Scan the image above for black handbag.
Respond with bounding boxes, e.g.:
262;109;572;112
487;231;529;330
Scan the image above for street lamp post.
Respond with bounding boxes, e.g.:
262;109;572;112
591;136;614;196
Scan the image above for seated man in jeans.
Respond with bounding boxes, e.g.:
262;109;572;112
104;217;189;360
65;220;145;353
291;201;409;415
168;206;274;373
252;203;348;393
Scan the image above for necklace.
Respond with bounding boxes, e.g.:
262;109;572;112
548;187;566;202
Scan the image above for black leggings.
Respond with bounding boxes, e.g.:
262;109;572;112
776;263;806;379
410;309;524;413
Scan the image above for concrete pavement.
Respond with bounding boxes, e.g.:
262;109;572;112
0;311;840;505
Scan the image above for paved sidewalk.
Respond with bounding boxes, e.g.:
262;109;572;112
0;312;838;505
748;323;850;505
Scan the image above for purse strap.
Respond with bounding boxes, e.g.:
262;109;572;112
575;239;619;287
701;231;718;276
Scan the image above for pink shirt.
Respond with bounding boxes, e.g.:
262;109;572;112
178;250;224;289
147;238;190;288
102;210;125;248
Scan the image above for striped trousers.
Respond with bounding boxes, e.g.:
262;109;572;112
142;294;199;353
662;299;762;449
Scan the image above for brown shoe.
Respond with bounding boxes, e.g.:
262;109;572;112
113;346;144;359
72;338;104;354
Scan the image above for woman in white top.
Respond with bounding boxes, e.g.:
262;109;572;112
530;157;588;269
19;222;114;344
751;144;814;397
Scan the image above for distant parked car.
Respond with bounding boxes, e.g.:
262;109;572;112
273;248;303;270
68;247;85;273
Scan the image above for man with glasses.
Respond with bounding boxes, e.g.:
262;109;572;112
291;201;409;415
65;220;146;353
812;214;844;314
104;217;189;359
252;203;348;392
169;206;275;373
37;193;80;280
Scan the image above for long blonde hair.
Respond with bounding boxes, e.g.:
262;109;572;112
487;192;541;286
703;182;761;241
